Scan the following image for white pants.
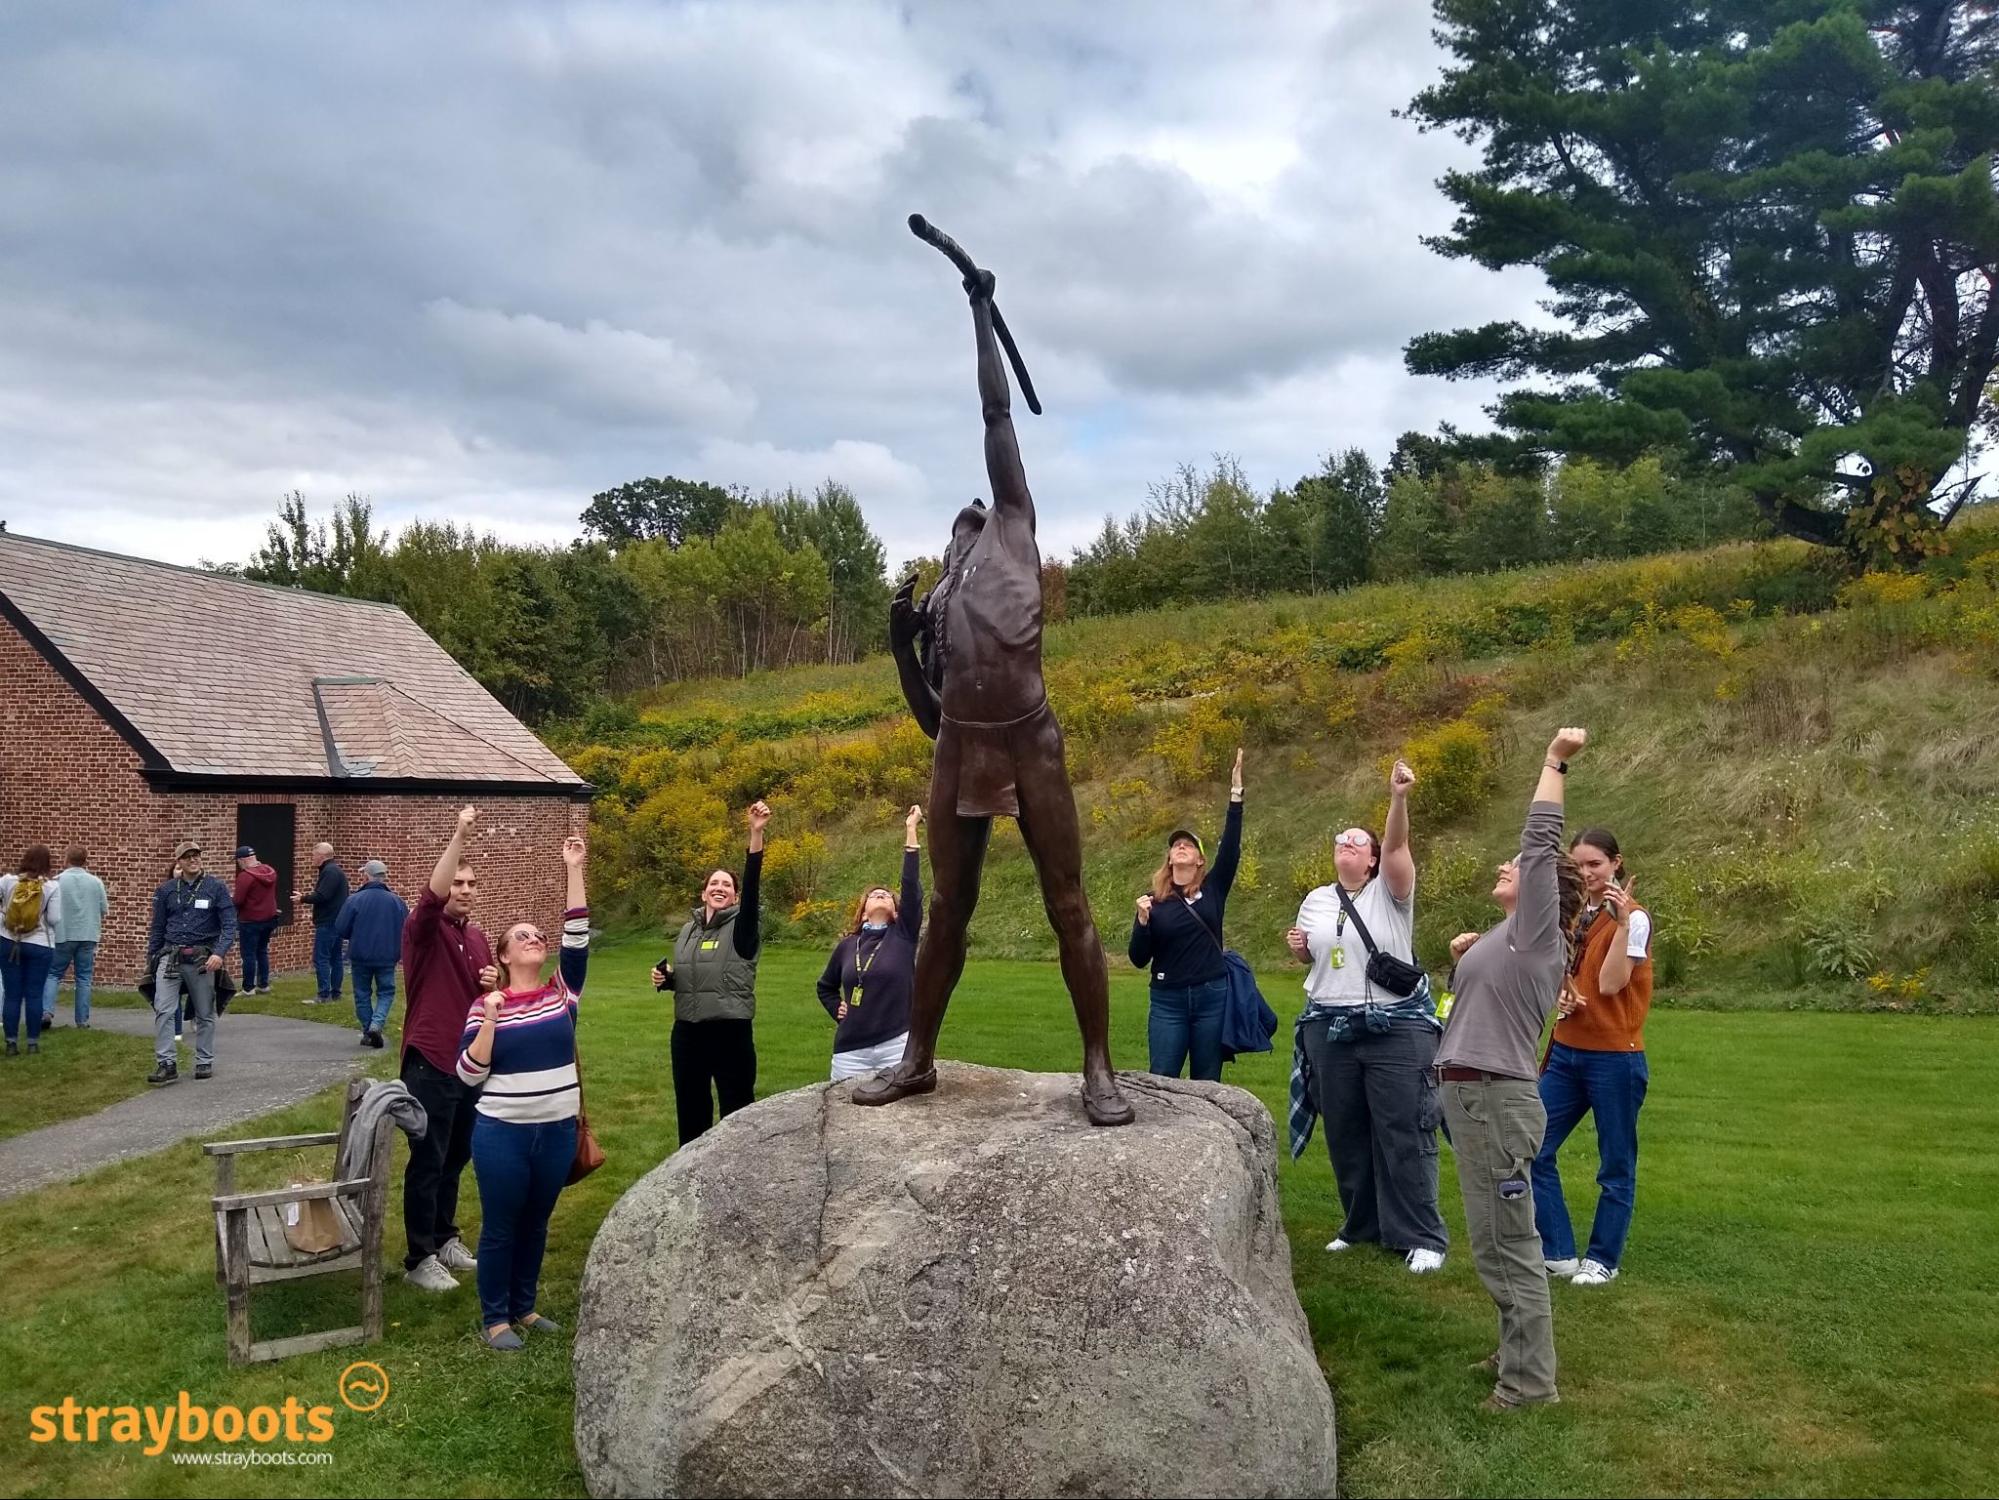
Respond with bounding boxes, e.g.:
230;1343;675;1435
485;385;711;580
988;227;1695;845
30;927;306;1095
831;1032;909;1081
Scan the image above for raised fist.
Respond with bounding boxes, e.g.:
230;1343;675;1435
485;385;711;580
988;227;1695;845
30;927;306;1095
1548;727;1588;762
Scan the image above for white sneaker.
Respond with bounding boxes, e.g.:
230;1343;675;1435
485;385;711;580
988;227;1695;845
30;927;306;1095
1325;1237;1354;1253
437;1237;479;1272
1406;1248;1446;1274
404;1254;459;1293
1544;1256;1581;1276
1572;1258;1619;1286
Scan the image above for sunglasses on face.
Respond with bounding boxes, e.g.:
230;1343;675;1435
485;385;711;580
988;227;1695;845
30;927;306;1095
509;929;546;946
1334;833;1371;850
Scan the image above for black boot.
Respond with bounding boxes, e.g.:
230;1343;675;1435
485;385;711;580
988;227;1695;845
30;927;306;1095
148;1061;179;1086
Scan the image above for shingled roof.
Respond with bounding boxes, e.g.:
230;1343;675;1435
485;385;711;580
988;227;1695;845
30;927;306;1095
0;531;587;793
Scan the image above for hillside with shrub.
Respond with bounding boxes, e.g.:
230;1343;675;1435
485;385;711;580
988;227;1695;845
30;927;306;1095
552;519;1999;1012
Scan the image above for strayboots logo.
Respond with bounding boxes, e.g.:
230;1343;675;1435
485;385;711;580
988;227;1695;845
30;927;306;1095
26;1372;371;1459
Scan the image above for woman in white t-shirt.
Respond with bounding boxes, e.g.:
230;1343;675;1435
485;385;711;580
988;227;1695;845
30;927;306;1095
1;844;63;1055
1286;761;1448;1273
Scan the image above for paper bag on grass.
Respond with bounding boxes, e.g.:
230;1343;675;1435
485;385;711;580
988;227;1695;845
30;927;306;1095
282;1179;345;1255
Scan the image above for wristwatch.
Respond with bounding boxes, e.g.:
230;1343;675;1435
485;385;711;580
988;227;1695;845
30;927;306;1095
1544;760;1568;774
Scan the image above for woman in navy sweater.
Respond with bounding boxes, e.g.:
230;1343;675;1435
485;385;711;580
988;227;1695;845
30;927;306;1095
818;806;924;1080
1130;749;1243;1081
458;834;588;1352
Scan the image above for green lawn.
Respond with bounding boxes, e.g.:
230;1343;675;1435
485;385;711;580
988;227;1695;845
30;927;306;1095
2;940;1994;1497
0;1025;155;1142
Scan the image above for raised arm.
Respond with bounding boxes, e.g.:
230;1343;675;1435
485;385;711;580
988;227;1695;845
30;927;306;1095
1210;748;1246;900
1513;728;1586;956
1382;758;1416;904
734;802;769;961
889;576;941;739
555;835;589;998
967;273;1033;532
432;805;476;900
898;806;924;941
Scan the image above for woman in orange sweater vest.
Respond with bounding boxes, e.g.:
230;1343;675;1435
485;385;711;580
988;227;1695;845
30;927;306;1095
1531;827;1653;1287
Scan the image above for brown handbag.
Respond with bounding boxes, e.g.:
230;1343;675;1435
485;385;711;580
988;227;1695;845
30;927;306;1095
567;1037;606;1185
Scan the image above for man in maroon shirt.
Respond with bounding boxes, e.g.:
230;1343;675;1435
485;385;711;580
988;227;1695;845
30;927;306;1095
399;805;496;1293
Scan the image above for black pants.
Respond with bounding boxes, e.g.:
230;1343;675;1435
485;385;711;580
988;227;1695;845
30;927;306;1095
671;1018;756;1146
1300;1015;1449;1254
400;1050;477;1270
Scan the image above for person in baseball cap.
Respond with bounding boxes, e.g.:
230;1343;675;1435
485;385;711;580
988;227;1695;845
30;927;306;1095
1129;748;1246;1084
144;838;238;1085
336;858;409;1050
233;845;280;994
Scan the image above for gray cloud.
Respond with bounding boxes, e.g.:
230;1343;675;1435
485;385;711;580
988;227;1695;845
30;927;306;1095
0;0;1545;567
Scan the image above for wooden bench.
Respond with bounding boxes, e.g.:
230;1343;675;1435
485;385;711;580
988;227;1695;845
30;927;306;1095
206;1078;393;1365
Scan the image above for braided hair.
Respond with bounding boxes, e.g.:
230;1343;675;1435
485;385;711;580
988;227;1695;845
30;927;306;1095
1556;851;1588;974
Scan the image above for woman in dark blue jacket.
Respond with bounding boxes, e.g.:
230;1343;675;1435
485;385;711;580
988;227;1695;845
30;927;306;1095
818;806;923;1080
1130;749;1243;1081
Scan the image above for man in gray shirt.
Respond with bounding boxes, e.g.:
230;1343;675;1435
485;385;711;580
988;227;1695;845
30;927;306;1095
43;847;108;1029
1435;727;1588;1412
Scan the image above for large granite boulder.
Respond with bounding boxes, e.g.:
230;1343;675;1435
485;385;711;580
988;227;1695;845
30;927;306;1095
574;1063;1335;1498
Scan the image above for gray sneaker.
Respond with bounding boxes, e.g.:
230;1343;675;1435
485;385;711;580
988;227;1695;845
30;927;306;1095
437;1237;478;1272
404;1255;459;1293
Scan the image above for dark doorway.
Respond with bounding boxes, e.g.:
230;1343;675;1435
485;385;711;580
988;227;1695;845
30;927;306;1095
236;803;297;925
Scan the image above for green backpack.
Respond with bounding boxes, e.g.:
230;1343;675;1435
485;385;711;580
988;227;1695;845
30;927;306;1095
3;876;44;938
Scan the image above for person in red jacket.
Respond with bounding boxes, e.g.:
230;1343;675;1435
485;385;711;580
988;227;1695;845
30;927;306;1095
232;846;280;994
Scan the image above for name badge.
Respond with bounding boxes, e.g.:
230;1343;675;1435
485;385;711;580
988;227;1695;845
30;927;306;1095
1329;945;1345;969
195;898;211;909
701;939;719;951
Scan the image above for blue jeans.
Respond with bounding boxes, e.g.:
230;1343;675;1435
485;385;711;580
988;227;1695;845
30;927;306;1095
239;920;277;990
2;938;53;1043
471;1113;577;1328
1533;1042;1649;1270
1147;975;1228;1082
352;963;396;1033
44;938;97;1025
312;926;345;999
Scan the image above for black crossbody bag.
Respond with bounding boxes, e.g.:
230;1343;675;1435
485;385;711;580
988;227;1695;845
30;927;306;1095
1333;883;1425;999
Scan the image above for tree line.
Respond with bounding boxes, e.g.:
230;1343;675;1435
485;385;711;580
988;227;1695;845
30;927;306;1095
233;478;887;723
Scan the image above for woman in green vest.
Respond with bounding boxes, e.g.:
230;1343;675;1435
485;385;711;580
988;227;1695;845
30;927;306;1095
653;801;769;1145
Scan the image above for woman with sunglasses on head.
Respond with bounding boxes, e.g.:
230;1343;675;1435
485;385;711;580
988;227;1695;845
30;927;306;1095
457;834;589;1352
1529;827;1653;1288
651;801;770;1145
818;805;925;1081
1130;748;1244;1082
1286;759;1447;1274
1436;728;1590;1412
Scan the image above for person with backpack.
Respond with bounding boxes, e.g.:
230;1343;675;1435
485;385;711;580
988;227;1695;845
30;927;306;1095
1286;759;1448;1275
817;806;924;1081
1129;749;1245;1082
651;801;769;1146
1;845;63;1056
144;839;238;1085
336;860;410;1050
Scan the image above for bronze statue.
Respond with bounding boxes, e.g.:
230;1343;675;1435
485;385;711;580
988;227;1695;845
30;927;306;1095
854;218;1133;1126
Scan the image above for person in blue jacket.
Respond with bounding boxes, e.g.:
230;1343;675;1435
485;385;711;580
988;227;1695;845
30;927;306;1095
336;859;410;1050
1130;749;1244;1082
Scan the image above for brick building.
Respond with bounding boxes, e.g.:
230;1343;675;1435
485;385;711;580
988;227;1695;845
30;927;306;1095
0;532;591;983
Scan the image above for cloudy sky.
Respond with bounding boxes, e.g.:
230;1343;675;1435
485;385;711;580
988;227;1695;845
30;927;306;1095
0;1;1547;570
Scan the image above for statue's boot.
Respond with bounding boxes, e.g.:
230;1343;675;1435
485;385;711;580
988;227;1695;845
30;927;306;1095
1082;1069;1134;1127
853;1061;938;1107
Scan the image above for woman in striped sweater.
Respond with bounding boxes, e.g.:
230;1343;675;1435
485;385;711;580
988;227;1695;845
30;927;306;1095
458;834;589;1352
